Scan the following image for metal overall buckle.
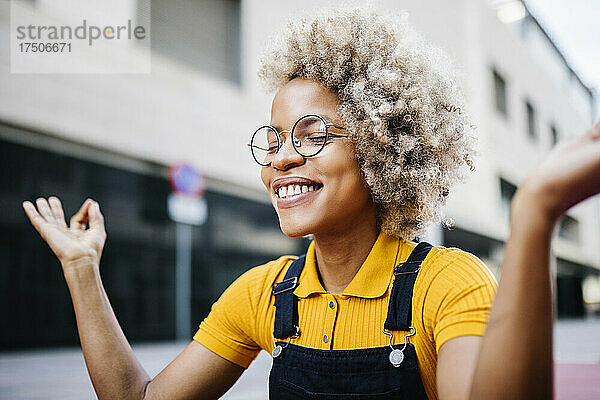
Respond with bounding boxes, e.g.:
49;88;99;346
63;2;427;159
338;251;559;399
271;325;300;358
382;326;416;367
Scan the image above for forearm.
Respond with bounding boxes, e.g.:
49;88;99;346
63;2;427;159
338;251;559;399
64;261;151;400
470;189;554;399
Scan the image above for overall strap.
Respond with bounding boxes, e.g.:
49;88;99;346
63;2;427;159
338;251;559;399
384;241;433;331
272;255;306;339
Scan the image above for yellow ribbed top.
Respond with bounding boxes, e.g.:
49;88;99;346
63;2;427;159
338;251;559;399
194;232;497;399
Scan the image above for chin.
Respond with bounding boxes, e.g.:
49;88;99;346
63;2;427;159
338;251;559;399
278;220;313;238
276;212;318;238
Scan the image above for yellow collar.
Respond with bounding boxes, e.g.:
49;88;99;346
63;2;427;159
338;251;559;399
294;232;402;299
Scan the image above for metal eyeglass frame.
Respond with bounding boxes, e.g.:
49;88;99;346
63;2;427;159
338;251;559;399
248;114;348;166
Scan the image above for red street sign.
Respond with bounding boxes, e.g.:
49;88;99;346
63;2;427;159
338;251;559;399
168;163;206;197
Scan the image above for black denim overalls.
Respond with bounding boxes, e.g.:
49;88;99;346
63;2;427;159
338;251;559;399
269;241;433;399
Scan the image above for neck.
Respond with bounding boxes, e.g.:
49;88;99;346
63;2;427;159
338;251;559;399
313;218;379;294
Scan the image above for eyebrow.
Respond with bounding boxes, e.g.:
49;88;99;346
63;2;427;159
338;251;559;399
270;114;335;131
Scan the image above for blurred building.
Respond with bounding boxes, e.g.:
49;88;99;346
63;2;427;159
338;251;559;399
0;0;598;350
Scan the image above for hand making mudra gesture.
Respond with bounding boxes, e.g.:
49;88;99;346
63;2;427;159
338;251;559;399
23;197;106;275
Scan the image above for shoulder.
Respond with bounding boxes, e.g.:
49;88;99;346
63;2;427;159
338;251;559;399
419;245;498;290
413;245;498;350
413;244;498;326
194;255;297;367
196;254;297;344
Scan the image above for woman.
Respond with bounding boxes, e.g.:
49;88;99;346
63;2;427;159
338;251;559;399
22;7;600;400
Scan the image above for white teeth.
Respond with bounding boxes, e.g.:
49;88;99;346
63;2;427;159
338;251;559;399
276;183;319;198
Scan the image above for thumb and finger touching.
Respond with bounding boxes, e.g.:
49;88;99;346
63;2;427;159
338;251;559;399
23;197;107;265
66;198;106;235
69;199;93;231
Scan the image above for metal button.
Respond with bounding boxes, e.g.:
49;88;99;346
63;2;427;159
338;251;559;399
389;349;404;367
328;301;335;309
323;334;329;343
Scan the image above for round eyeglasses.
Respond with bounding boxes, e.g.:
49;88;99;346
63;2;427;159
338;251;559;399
248;114;348;166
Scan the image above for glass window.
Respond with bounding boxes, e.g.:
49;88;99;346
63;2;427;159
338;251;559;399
142;0;241;84
550;124;558;145
525;100;536;139
500;177;517;221
493;68;508;117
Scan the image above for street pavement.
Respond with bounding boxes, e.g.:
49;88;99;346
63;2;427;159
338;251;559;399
1;319;598;399
554;319;600;400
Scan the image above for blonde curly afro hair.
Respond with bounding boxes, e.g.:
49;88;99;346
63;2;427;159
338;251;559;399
258;6;476;240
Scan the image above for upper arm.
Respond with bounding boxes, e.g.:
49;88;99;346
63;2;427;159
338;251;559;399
144;340;245;400
418;249;497;399
419;249;497;353
437;335;482;400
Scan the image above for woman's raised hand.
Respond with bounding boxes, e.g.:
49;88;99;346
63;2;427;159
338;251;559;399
22;197;107;274
516;121;600;222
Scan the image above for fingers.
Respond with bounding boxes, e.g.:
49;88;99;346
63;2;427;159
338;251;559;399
69;199;93;231
35;197;54;221
29;196;65;224
48;196;68;228
88;201;105;231
24;197;101;232
22;200;48;237
23;196;68;236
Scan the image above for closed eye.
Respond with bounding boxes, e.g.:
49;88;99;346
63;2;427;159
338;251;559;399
306;135;327;142
248;143;279;152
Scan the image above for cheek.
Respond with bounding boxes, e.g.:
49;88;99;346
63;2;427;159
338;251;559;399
260;167;271;191
327;152;371;203
343;157;372;205
342;171;371;205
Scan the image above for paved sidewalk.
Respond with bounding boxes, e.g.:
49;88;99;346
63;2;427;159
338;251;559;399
1;319;598;399
554;318;600;363
0;342;272;400
553;318;600;400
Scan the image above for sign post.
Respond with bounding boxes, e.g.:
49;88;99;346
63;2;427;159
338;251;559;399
167;163;207;342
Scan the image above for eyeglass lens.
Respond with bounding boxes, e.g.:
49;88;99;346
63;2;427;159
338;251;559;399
250;115;328;165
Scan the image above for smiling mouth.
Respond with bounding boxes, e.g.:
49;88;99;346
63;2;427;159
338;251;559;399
277;184;321;199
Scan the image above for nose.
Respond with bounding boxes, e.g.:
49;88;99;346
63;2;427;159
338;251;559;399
271;131;305;170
